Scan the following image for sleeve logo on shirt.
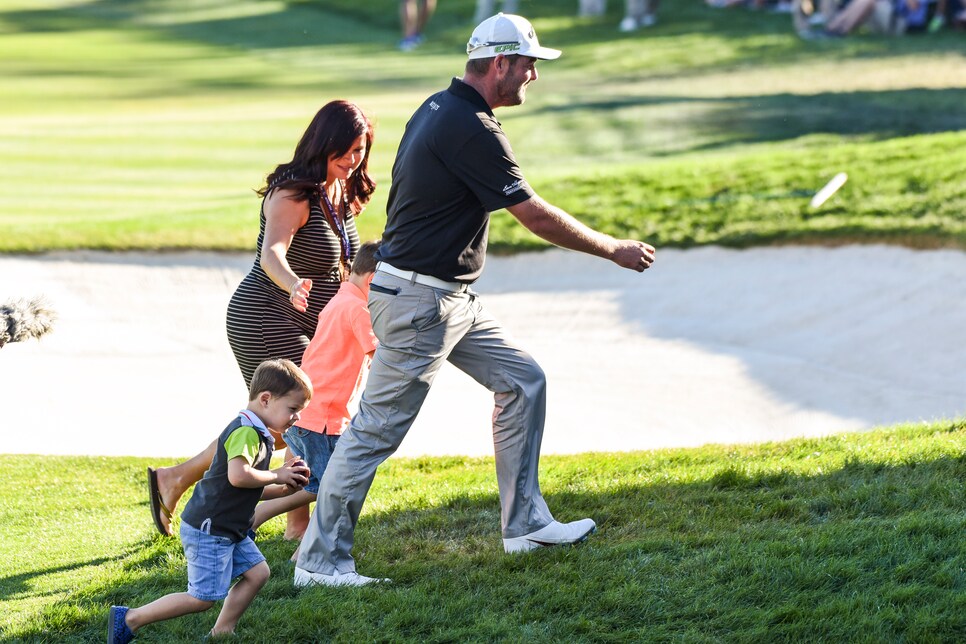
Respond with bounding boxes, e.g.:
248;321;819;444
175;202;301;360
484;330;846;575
429;101;440;111
502;179;525;196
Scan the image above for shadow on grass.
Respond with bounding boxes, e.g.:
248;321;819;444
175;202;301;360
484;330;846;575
2;0;386;47
6;0;964;77
0;548;142;602
527;87;966;152
25;437;966;641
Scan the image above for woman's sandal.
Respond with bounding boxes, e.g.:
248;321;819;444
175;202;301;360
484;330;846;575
147;467;173;536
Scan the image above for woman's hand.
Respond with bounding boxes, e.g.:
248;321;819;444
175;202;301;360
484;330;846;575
289;278;313;312
261;188;311;302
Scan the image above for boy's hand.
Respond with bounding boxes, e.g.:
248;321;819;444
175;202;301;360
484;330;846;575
274;455;311;491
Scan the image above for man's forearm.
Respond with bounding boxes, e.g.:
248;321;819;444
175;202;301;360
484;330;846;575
508;196;616;259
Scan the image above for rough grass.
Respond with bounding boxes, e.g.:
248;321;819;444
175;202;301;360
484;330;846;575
3;420;965;641
0;0;964;252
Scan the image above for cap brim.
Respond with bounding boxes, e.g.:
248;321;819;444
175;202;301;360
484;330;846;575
522;45;561;60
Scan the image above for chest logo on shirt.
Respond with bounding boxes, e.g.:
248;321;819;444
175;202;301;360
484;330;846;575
503;179;524;196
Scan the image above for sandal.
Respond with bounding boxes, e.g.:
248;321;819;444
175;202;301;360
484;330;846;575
147;466;174;536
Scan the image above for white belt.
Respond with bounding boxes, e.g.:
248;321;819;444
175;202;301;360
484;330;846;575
376;262;467;292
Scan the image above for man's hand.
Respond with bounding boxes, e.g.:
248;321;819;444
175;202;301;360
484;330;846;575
611;240;656;272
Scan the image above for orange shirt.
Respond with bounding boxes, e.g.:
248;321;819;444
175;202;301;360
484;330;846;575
298;282;378;435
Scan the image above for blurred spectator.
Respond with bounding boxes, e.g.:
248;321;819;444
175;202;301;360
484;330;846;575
620;0;661;30
894;0;933;31
473;0;519;23
706;0;748;8
796;0;942;36
399;0;437;51
578;0;607;16
929;0;966;30
929;0;947;28
576;0;661;29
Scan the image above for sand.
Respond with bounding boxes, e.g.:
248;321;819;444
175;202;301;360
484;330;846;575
1;245;963;459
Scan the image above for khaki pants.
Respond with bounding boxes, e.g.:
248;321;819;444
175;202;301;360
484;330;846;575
296;271;554;575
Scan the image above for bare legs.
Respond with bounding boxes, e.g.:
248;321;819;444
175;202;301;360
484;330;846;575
154;441;310;539
211;563;270;636
254;490;316;533
399;0;437;49
283;504;311;540
154;440;217;535
122;563;269;638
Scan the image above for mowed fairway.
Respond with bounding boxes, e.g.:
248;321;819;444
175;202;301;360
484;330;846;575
1;0;964;251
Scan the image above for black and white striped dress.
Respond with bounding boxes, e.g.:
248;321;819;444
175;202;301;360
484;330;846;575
226;191;360;387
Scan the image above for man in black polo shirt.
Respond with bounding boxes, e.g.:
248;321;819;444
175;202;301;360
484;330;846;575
295;13;656;587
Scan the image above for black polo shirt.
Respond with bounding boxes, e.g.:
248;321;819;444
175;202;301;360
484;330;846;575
378;78;535;283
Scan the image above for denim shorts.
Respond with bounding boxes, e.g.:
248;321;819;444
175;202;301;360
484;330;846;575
283;426;340;495
180;521;265;601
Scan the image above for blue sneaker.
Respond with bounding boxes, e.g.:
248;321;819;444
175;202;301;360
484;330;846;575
107;605;134;644
398;34;422;52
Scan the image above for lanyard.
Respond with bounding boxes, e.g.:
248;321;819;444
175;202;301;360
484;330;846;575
320;182;351;263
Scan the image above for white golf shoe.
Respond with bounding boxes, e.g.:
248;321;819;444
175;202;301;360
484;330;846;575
503;518;597;553
294;567;389;587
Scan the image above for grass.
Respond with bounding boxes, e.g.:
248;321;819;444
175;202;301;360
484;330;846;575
0;0;964;251
2;2;964;641
2;419;965;641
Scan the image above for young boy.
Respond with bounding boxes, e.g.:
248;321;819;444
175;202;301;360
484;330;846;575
248;240;380;540
108;359;313;643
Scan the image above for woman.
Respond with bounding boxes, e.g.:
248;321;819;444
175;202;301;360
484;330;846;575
148;100;376;538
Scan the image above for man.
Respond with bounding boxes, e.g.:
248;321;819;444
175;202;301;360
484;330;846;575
295;13;656;587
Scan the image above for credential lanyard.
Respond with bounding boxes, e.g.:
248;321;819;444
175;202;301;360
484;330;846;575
321;185;351;264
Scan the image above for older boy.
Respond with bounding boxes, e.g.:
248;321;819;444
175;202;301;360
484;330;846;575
108;359;312;643
249;241;381;538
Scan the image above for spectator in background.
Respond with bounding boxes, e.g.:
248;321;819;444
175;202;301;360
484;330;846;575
795;0;929;36
576;0;661;30
928;0;966;30
620;0;661;30
578;0;607;16
474;0;519;24
400;0;438;51
929;0;947;28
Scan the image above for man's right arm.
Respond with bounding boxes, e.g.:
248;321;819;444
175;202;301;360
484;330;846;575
506;195;656;272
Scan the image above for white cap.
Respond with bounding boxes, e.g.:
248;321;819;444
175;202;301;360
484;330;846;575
466;13;562;61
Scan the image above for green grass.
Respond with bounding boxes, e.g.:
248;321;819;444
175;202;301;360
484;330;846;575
2;6;964;638
2;419;965;641
1;0;964;252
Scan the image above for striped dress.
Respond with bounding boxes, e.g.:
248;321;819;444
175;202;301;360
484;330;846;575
226;190;360;387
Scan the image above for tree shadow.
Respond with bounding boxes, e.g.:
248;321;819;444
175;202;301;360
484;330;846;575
473;246;966;431
0;547;142;600
19;440;966;640
1;0;380;47
523;88;966;154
